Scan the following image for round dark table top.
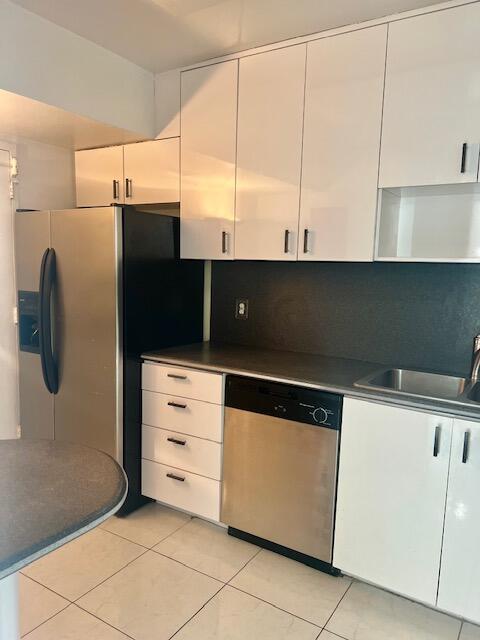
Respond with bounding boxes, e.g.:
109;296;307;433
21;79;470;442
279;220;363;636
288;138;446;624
0;439;127;580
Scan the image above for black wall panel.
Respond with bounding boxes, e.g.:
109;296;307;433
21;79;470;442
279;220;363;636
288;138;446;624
211;261;480;376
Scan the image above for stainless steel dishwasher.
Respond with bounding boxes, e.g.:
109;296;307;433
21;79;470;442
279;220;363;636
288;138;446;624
221;375;343;574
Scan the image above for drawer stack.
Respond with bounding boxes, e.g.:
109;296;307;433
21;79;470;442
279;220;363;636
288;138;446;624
141;362;224;521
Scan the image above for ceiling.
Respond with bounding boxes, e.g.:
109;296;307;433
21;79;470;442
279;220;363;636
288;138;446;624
0;89;146;149
11;0;442;73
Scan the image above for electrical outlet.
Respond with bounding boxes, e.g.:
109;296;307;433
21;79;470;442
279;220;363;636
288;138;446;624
235;298;249;320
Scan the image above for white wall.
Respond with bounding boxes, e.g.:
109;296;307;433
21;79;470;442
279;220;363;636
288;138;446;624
0;148;17;438
155;70;180;139
0;0;155;137
15;140;75;210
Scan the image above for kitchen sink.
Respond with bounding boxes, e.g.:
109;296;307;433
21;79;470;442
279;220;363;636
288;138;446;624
355;368;469;402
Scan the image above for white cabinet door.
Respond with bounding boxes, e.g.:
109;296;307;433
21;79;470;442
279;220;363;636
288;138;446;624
235;45;306;260
379;3;480;188
334;398;452;605
180;61;238;259
123;138;179;204
75;146;124;207
437;419;480;622
299;26;386;261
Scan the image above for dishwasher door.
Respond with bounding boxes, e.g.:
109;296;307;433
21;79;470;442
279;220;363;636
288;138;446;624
221;406;339;563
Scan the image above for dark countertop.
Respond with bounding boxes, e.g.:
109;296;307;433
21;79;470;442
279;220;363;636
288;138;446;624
0;439;127;580
142;342;480;421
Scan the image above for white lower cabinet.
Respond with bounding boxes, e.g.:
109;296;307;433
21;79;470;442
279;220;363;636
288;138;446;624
334;398;452;605
142;459;221;522
437;419;480;622
142;390;223;442
141;363;224;522
142;425;222;480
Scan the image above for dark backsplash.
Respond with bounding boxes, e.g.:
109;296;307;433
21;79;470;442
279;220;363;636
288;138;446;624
210;261;480;376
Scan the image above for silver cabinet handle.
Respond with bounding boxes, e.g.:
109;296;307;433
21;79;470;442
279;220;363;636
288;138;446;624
222;231;228;254
168;401;187;409
303;229;309;254
112;180;120;200
166;472;185;482
167;373;187;380
433;425;441;457
461;143;468;173
167;436;187;446
125;178;133;198
284;229;290;254
462;430;471;464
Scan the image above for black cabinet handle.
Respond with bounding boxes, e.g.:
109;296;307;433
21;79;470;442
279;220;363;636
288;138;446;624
461;143;468;174
167;437;187;446
167;373;187;380
39;248;58;394
166;472;185;482
462;430;470;464
112;179;119;200
222;231;228;254
168;401;187;409
284;229;290;254
303;229;309;254
125;178;133;198
433;425;441;457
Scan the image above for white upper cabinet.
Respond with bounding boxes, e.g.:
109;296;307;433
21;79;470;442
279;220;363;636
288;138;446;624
437;419;480;623
299;26;386;261
180;61;238;260
379;3;480;188
75;146;124;207
123;139;179;205
334;398;452;605
235;45;306;260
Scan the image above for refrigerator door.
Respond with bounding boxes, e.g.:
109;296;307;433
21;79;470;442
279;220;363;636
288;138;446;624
15;211;54;440
51;207;122;460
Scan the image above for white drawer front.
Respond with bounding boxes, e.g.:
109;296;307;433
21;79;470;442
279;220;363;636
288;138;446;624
142;363;224;404
142;391;223;442
142;459;221;521
142;425;222;481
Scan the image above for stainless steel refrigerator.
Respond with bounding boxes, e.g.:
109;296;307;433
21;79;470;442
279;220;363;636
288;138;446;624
15;206;204;514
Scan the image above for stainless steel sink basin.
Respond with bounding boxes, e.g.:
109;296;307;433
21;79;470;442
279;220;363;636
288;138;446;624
355;368;468;402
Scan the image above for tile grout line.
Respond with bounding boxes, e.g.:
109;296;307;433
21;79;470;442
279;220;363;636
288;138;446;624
319;577;354;635
226;547;262;585
166;544;264;639
23;515;222;640
167;582;227;640
19;573;75;604
25;546;151;639
21;601;71;638
150;546;232;583
69;603;137;640
100;511;194;550
73;546;151;604
227;583;322;629
316;628;349;640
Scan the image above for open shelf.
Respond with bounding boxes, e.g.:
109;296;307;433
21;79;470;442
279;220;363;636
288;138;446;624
376;184;480;262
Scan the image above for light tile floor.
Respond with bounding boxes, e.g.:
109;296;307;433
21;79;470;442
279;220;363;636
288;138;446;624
19;503;478;640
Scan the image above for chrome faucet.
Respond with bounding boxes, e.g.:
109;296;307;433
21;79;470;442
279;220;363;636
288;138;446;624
471;335;480;383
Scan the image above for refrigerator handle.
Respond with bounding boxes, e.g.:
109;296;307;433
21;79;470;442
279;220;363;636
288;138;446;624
39;248;59;394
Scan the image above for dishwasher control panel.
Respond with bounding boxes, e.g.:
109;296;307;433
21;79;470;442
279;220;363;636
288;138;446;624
225;376;343;430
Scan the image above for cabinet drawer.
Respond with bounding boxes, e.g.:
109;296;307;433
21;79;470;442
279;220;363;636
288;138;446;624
142;425;222;480
142;362;224;404
142;391;223;442
142;459;221;521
